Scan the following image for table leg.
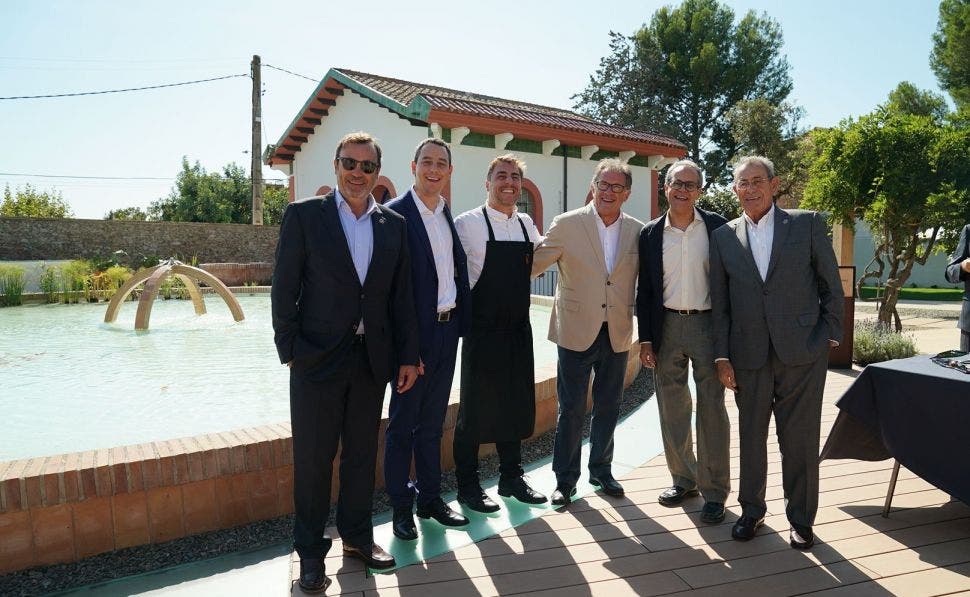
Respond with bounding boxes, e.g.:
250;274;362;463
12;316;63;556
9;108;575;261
882;459;901;518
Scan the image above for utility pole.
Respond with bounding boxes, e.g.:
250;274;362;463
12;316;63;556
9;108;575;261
251;54;263;225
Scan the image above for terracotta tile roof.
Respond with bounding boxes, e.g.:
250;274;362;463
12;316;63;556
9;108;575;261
266;68;686;165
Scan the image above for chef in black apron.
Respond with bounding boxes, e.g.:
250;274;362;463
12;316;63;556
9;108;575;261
452;155;548;512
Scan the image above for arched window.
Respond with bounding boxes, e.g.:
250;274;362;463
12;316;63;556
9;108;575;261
519;178;544;233
316;185;332;196
372;176;397;204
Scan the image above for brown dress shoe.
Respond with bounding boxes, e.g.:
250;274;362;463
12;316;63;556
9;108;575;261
342;543;396;569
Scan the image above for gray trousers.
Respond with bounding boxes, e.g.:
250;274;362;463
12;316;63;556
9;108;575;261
655;312;730;503
734;341;828;528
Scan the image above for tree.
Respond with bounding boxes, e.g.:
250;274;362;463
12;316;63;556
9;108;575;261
149;158;252;224
104;207;147;221
883;81;949;122
801;99;970;328
931;0;970;108
1;184;73;218
574;0;794;185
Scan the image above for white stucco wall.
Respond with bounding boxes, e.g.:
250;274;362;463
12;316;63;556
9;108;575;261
281;91;663;230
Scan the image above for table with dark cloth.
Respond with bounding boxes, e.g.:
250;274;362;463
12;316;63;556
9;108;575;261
820;355;970;505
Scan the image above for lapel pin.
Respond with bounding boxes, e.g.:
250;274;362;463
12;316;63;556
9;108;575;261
783;218;789;224
378;217;386;225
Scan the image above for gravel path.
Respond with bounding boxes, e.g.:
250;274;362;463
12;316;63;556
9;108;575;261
0;369;655;596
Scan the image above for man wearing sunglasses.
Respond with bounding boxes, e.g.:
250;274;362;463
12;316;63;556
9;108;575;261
453;154;547;512
531;158;644;506
272;131;420;592
710;155;843;550
383;138;471;540
945;223;970;351
636;159;729;523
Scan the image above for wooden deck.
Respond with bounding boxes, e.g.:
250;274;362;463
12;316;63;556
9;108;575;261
301;368;970;596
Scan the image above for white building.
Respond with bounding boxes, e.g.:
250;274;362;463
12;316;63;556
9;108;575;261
264;68;686;231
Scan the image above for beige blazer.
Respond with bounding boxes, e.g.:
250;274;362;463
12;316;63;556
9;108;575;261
532;203;644;352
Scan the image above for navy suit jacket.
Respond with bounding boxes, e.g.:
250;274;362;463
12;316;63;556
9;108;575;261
945;224;970;332
636;208;728;354
385;190;471;367
271;191;419;384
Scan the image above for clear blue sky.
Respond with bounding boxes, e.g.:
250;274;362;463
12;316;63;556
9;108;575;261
0;0;946;219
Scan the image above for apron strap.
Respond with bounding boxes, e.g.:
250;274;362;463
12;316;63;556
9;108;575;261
482;206;496;242
516;215;529;242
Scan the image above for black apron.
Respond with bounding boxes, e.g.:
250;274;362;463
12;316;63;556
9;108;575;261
456;208;536;443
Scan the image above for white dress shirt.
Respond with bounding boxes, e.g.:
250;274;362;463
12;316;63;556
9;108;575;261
744;205;776;282
335;189;377;333
662;208;711;310
411;188;457;312
594;211;623;275
454;204;542;289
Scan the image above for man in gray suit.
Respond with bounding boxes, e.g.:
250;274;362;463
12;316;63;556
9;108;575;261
710;155;843;550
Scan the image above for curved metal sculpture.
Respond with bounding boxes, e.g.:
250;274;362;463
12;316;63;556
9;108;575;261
104;258;245;330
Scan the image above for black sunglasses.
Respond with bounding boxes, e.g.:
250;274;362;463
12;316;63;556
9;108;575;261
337;156;380;174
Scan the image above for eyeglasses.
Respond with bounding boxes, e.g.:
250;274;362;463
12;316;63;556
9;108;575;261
595;181;630;193
735;178;770;191
668;180;700;192
931;349;970;374
337;156;380;174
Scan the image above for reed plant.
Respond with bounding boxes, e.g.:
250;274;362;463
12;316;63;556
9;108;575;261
0;265;26;307
58;260;92;304
39;264;59;303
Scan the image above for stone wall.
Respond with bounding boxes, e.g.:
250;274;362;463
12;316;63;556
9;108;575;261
0;218;280;264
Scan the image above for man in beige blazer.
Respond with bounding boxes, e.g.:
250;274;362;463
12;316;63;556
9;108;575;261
532;158;644;505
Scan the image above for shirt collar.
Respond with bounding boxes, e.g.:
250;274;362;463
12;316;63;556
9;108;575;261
411;187;445;216
663;207;701;230
744;204;776;229
335;189;377;220
594;207;623;230
485;203;518;221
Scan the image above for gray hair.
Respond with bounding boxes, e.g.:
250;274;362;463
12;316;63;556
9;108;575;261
664;159;705;188
591;158;632;188
732;155;776;179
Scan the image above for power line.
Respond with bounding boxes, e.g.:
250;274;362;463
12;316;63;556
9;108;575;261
0;74;248;101
264;63;319;82
0;172;287;182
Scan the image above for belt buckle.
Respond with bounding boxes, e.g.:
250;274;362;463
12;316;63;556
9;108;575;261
437;310;451;322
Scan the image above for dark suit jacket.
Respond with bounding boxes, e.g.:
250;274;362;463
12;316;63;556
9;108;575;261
945;224;970;332
710;208;844;369
271;191;419;384
636;208;727;353
384;190;471;366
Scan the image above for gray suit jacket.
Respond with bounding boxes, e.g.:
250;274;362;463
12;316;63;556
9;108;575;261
710;207;844;369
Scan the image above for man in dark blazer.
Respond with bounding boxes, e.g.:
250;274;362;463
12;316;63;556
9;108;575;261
636;159;729;524
711;155;843;550
945;223;970;351
272;131;419;592
383;138;471;540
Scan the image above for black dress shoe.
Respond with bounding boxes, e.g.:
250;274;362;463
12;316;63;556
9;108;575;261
790;523;814;549
658;485;700;507
342;543;396;569
589;474;624;497
700;501;726;524
731;515;765;541
551;484;577;506
416;497;469;526
298;557;331;594
497;476;548;504
457;487;501;513
392;506;417;540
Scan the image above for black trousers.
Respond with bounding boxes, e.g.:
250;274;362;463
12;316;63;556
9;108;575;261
452;434;523;491
289;341;385;559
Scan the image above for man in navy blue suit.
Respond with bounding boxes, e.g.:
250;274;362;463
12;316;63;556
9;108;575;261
383;138;472;540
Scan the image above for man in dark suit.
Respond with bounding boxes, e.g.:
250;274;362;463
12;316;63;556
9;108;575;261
272;131;419;592
383;138;471;540
945;224;970;351
710;155;843;550
636;159;729;523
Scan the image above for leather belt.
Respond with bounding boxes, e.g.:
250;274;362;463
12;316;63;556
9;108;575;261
436;309;455;323
664;307;711;315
